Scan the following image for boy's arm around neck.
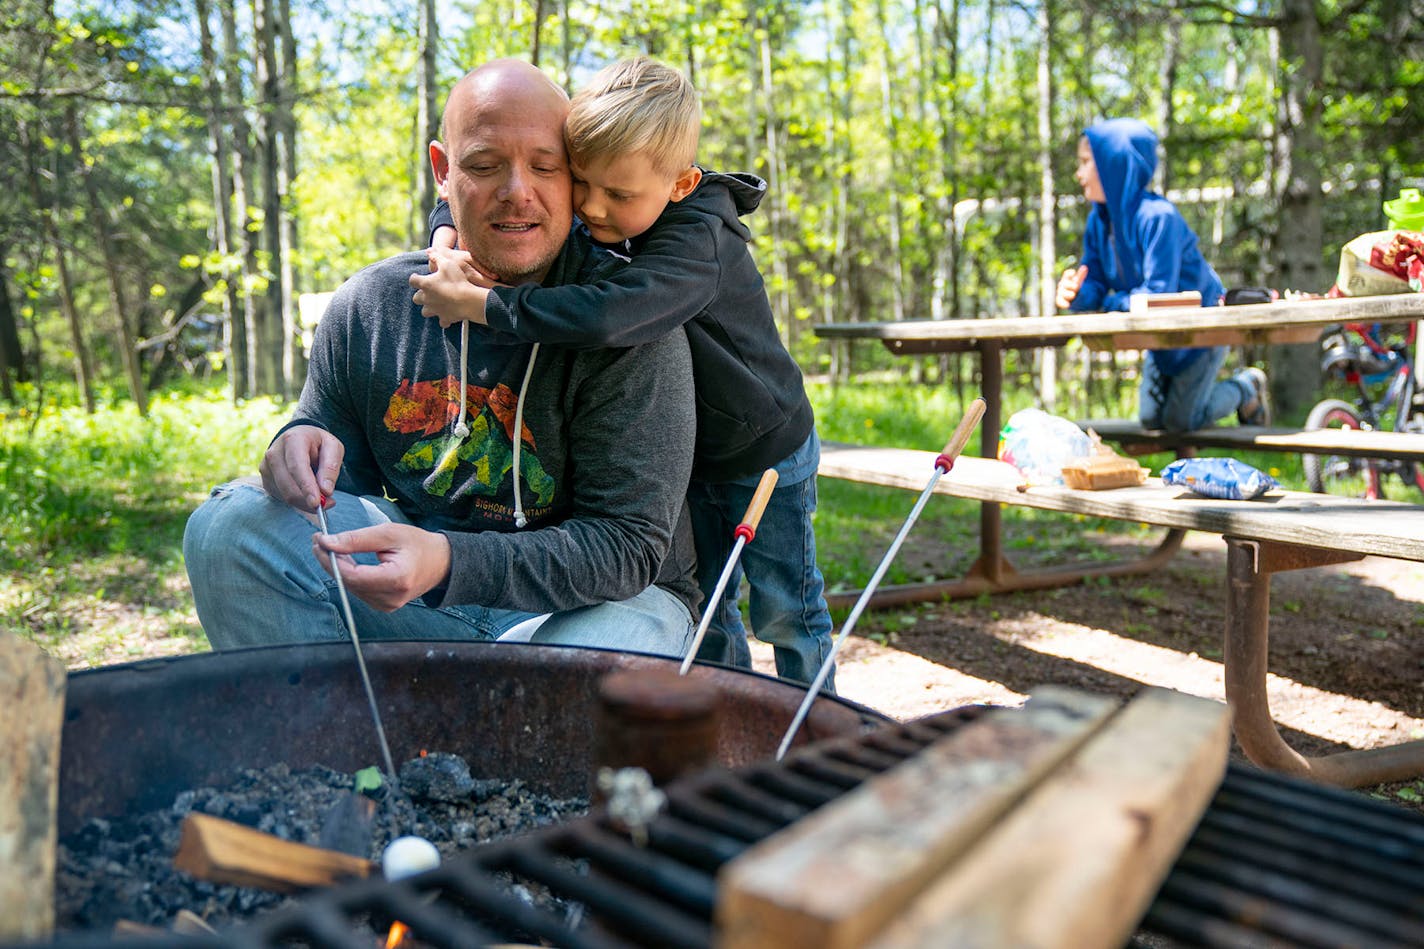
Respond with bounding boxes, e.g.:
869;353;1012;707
484;203;726;348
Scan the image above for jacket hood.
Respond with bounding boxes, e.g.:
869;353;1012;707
680;169;765;241
1084;118;1158;263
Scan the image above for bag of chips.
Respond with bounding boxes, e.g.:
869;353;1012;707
1160;457;1278;501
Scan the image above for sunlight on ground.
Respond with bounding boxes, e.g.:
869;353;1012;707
748;638;1028;720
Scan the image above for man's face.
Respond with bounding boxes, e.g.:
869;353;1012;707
431;74;573;284
1075;137;1106;204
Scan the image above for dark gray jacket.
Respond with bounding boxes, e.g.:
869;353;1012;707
291;244;700;614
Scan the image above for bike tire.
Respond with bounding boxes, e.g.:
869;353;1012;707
1303;398;1382;498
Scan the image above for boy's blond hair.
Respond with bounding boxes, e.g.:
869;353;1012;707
565;57;701;178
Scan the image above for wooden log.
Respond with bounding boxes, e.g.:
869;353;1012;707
716;686;1119;949
0;632;67;941
174;812;376;893
868;687;1230;949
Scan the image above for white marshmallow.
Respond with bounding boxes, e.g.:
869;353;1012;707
382;835;441;880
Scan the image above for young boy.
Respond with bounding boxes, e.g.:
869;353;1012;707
1055;117;1270;432
409;57;835;690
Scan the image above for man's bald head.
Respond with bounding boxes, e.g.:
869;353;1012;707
430;60;574;284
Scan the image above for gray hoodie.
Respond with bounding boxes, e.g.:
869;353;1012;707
290;246;700;615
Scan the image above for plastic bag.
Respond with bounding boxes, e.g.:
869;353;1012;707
997;408;1093;485
1331;230;1424;296
1160;457;1278;501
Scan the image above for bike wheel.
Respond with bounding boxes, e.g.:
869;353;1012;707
1303;399;1383;498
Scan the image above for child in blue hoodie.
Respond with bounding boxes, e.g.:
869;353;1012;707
1056;118;1270;431
411;57;835;691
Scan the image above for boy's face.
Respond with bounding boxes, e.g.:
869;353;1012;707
1074;137;1106;204
570;152;701;244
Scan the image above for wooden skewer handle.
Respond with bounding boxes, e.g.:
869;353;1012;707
940;397;987;460
737;469;780;536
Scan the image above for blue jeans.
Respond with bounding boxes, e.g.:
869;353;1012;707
182;481;694;657
687;472;835;691
1139;346;1250;431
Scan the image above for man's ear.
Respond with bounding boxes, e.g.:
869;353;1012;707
668;166;702;203
430;141;451;200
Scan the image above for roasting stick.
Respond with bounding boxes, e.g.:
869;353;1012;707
775;398;987;760
316;498;399;789
679;469;779;676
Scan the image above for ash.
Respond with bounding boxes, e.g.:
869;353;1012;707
54;752;587;933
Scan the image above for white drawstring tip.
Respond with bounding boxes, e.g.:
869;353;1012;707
454;421;469;438
514;511;528;528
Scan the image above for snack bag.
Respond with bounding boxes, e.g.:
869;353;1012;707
1160;457;1278;501
997;408;1093;485
1332;230;1424;296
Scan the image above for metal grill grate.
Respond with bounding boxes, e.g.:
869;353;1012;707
40;704;1424;948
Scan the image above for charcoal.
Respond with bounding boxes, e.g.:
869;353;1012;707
399;751;476;803
55;756;587;935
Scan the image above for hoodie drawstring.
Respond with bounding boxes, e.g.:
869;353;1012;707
511;343;540;528
453;321;471;438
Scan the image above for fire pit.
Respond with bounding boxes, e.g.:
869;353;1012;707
57;641;885;837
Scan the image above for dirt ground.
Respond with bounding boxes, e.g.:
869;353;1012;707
751;530;1424;802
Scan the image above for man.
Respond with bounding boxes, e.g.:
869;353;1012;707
183;59;699;654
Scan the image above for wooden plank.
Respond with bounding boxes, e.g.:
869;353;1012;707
0;632;67;942
173;812;376;893
716;687;1119;949
817;442;1424;563
868;688;1230;949
813;293;1424;346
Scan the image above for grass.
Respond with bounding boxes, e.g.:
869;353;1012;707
1;387;288;666
0;375;1362;667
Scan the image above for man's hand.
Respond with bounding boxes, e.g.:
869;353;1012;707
1055;265;1088;310
312;522;453;613
261;424;343;512
409;245;501;328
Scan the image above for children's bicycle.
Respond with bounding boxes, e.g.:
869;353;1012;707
1302;320;1424;499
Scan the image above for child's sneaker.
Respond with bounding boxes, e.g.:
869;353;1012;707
1235;367;1271;426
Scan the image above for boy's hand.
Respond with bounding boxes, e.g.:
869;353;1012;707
312;522;452;612
409;246;497;327
1055;265;1088;310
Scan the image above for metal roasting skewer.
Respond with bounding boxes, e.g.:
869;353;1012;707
775;398;987;760
316;499;399;788
679;469;779;676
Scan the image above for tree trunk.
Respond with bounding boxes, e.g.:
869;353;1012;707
277;0;301;389
22;118;94;413
195;0;245;403
1035;0;1057;410
757;20;793;349
1270;0;1327;418
221;0;263;399
254;0;285;396
1156;7;1182;195
415;0;439;243
0;255;26;401
66;108;148;415
874;0;906;326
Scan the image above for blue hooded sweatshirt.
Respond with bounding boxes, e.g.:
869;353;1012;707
1068;118;1224;374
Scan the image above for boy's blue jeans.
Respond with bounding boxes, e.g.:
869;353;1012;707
687;467;835;692
182;481;694;657
1139;346;1250;431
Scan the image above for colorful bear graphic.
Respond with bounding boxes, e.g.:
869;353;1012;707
386;377;554;507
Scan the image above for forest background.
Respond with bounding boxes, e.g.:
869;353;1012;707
3;0;1423;419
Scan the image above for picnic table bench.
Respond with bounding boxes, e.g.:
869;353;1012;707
1079;418;1424;461
818;441;1424;788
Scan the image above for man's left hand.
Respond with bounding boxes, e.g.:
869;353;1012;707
312;522;453;613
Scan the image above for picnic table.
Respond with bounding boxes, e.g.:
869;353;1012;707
813;294;1424;787
813;293;1424;603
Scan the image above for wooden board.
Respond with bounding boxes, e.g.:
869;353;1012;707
0;633;67;941
716;687;1119;949
174;812;375;892
868;688;1230;949
818;442;1424;564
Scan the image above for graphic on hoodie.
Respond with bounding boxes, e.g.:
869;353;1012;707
384;376;554;506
